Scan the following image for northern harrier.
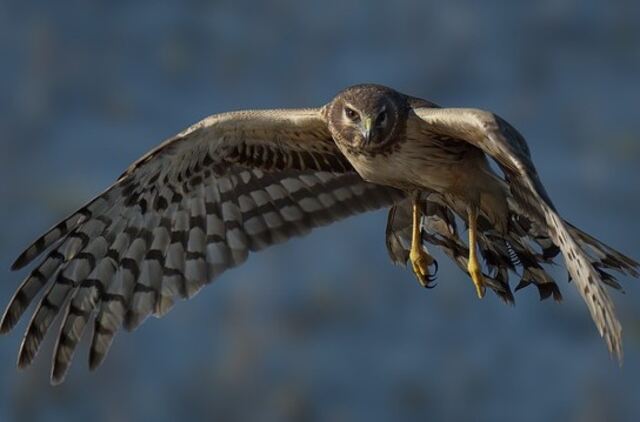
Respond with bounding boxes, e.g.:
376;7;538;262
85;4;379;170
3;84;638;384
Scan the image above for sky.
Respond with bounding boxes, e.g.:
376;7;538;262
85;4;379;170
0;1;639;421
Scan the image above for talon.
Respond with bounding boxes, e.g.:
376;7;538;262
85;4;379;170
468;265;486;299
426;272;438;286
410;249;437;288
409;193;437;289
426;259;438;284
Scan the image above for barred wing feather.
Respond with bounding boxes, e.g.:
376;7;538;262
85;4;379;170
2;108;403;384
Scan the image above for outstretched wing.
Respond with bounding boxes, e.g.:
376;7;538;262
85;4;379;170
413;107;629;361
2;108;403;383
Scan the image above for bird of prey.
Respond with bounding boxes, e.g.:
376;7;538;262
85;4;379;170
2;84;638;384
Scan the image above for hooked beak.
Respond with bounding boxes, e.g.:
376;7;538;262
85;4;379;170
361;117;373;143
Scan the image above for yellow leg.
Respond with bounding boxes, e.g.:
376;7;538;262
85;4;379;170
409;194;437;288
467;207;486;299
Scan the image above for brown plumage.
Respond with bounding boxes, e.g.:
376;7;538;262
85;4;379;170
3;83;638;384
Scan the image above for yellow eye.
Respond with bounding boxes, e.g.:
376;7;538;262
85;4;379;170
344;107;360;122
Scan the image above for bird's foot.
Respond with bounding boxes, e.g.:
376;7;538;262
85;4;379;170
466;205;486;299
410;247;438;288
467;257;486;299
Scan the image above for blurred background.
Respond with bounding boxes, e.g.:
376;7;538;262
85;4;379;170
1;0;639;421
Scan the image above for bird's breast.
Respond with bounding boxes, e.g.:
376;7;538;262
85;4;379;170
342;135;472;193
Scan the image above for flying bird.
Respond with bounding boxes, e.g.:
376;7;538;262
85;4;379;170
2;84;638;384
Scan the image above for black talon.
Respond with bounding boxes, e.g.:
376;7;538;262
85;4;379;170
423;276;437;288
414;257;439;289
423;265;438;288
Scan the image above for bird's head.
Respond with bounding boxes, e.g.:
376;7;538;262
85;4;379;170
326;84;409;151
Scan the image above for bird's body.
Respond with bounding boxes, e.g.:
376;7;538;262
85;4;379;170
325;86;509;232
342;115;510;230
3;83;638;384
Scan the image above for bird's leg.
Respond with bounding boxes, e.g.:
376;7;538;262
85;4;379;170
467;206;486;299
409;193;437;288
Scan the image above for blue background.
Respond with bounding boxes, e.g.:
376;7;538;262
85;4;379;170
1;1;639;421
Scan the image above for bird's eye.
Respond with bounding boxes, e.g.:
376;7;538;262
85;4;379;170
344;107;360;122
376;111;387;126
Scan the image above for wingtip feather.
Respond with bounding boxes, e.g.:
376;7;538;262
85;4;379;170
11;254;28;271
50;374;65;386
50;360;69;385
88;350;105;372
0;291;29;335
17;347;34;370
0;315;15;335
